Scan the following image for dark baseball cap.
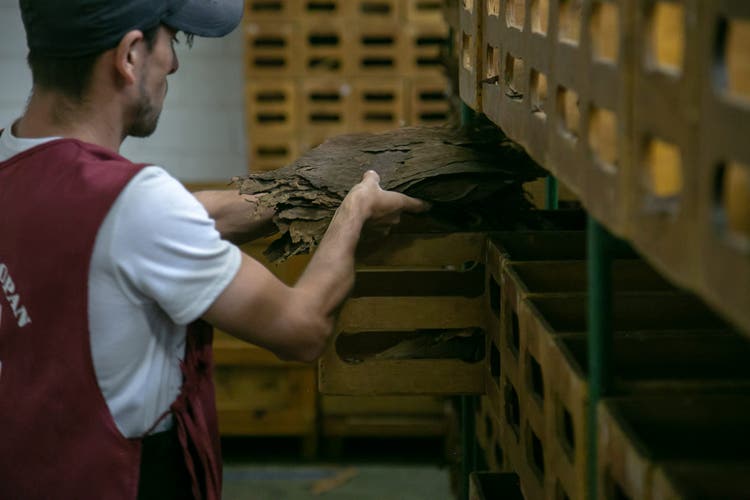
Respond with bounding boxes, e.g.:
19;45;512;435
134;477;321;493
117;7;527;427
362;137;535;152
20;0;244;58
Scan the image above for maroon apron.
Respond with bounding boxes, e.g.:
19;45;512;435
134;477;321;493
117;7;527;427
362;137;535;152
0;137;222;499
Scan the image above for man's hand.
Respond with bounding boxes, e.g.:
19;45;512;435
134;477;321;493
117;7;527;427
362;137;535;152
345;170;430;238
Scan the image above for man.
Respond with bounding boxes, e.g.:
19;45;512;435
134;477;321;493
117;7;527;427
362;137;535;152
0;1;428;498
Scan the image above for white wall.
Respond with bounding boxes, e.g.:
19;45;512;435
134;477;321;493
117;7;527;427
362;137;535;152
0;1;247;183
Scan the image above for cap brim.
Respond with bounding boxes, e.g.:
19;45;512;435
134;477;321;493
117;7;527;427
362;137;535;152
163;0;244;38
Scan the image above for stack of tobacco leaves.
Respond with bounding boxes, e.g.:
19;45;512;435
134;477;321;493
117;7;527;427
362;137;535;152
235;125;546;261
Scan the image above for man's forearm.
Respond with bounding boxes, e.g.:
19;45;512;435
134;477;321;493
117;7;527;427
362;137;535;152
294;192;367;319
193;190;276;244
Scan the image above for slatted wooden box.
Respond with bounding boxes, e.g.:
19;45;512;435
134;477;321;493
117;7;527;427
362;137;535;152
213;332;317;446
351;22;408;76
351;78;407;132
480;0;633;237
695;1;750;334
405;21;451;76
244;22;302;77
300;18;354;76
245;80;298;135
248;135;299;171
598;394;750;500
407;75;454;126
318;232;487;396
518;292;734;499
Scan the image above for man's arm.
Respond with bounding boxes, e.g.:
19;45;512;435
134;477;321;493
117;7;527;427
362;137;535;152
192;190;276;244
201;171;428;363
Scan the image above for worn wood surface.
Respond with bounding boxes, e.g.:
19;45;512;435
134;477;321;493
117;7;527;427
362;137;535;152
235;125;544;260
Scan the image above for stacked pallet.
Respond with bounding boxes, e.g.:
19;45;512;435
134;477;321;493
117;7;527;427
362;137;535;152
244;0;454;171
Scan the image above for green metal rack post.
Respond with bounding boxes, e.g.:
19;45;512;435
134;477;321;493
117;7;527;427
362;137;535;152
586;217;616;499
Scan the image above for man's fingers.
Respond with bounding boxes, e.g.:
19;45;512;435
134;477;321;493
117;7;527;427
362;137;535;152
362;170;381;184
399;194;431;213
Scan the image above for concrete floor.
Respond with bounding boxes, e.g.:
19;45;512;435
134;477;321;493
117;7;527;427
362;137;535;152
222;464;453;499
220;436;456;500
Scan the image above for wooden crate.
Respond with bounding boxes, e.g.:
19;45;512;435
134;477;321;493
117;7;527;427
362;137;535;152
695;1;750;335
300;18;353;76
404;21;450;76
318;232;487;396
299;78;353;139
213;334;317;438
350;77;407;132
248;134;299;171
244;22;301;77
480;0;634;236
407;76;453;125
351;22;408;76
598;394;750;500
245;80;298;135
321;395;449;437
518;293;734;499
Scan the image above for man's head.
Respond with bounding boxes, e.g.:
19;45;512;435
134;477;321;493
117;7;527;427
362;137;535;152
19;0;243;137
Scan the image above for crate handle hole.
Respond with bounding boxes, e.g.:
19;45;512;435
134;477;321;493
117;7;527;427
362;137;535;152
713;161;750;253
487;0;500;17
504;53;525;100
714;17;750;105
490;341;501;381
527;426;546;480
589;106;618;171
462;32;475;71
489;275;500;317
530;69;548;120
484;414;494;442
528;352;545;403
306;1;337;12
257;113;287;124
493;443;504;467
256;91;286;103
490;45;500;81
591;1;620;63
647;2;685;75
509;307;520;357
559;0;583;45
556;86;580;141
253;37;286;48
250;1;283;12
506;0;526;30
360;2;392;15
642;137;683;212
531;0;549;35
336;329;486;363
558;402;576;460
504;380;521;437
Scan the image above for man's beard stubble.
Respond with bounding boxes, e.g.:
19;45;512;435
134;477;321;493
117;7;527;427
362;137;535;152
127;79;163;138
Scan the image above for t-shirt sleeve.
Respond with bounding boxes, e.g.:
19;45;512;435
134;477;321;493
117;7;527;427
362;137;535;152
106;166;241;325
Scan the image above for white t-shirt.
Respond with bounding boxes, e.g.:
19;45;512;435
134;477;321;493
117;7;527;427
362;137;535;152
0;126;241;437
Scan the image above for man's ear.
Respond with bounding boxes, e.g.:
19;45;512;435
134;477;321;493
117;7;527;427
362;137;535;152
114;30;147;86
